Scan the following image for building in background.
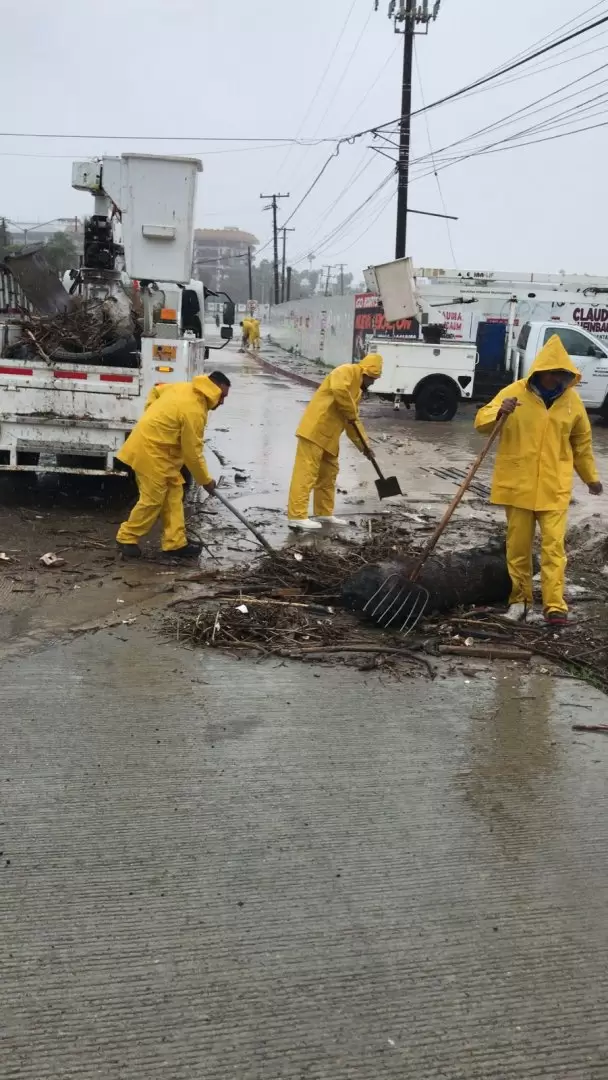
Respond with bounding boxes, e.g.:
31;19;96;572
192;227;258;302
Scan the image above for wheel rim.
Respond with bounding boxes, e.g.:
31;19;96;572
425;387;453;418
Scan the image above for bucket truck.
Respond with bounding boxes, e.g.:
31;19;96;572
363;257;608;421
0;153;234;474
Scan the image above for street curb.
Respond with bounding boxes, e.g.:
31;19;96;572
245;348;322;389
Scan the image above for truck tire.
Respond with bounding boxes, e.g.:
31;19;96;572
414;379;459;422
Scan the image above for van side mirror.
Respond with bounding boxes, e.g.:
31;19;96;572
220;325;233;340
222;301;235;326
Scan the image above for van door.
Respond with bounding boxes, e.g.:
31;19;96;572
542;325;608;407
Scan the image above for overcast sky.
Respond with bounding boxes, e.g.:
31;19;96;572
1;0;607;279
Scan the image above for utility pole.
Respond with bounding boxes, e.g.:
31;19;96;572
279;226;295;303
323;265;333;296
286;266;292;302
247;245;253;303
380;1;442;259
336;263;347;296
260;192;289;305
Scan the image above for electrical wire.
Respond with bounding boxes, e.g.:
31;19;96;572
308;7;374;140
339;40;400;133
464;0;608;83
413;41;457;267
399;62;608;173
371;10;608;135
326;183;397;258
276;0;360;179
290;171;394;264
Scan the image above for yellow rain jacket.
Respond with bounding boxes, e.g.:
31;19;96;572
117;375;222;487
296;354;383;456
475;335;599;511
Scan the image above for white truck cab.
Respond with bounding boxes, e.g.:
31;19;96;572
514;321;608;415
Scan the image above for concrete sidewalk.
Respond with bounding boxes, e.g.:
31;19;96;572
2;626;608;1078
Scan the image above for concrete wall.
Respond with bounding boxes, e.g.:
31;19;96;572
268;296;355;369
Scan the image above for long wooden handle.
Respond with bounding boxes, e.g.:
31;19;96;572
350;420;384;479
409;414;506;581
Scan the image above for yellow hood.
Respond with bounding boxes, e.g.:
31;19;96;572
359;353;383;378
526;335;581;385
192;374;223;406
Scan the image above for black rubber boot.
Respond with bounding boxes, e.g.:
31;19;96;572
116;542;142;560
165;541;202;559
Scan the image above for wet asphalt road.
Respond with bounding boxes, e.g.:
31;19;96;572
2;341;608;1077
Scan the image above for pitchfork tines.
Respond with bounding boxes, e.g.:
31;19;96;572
362;573;429;636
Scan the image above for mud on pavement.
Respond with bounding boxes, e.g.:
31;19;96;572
2;339;608;672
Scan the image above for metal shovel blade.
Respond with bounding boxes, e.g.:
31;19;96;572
375;475;402;499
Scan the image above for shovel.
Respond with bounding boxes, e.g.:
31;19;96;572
351;420;402;499
212;488;275;555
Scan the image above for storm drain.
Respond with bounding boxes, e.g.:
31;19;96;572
421;465;491;499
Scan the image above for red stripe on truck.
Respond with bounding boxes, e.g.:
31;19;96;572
54;370;87;379
100;374;134;383
0;366;34;375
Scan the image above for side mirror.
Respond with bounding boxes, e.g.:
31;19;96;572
222;301;235;326
220;325;233;341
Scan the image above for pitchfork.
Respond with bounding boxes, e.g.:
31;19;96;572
363;416;506;635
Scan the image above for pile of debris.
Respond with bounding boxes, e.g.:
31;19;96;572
167;515;608;689
7;297;140;367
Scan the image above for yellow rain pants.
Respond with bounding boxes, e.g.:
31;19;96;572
287;437;339;519
116;474;187;551
506;507;568;614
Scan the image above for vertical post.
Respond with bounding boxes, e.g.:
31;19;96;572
324;266;332;296
281;227;287;303
338;263;345;296
286;266;292;302
395;0;415;260
247;245;253;302
260;193;289;307
271;197;280;305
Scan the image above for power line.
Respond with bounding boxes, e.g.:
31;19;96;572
400;62;608;174
372;10;608;135
309;7;374;139
277;0;360;179
413;41;457;267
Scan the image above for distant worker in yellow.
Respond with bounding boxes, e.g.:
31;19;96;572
249;316;261;351
116;371;231;560
287;354;383;531
475;335;601;626
240;318;252;351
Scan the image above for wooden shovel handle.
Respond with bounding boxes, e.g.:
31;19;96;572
409;414;506;581
350;420;384;479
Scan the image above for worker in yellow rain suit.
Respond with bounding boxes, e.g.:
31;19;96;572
475;335;602;626
115;371;231;559
287;353;383;530
249;317;261;351
240;318;252;351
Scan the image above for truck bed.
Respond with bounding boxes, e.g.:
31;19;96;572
0;358;141;471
